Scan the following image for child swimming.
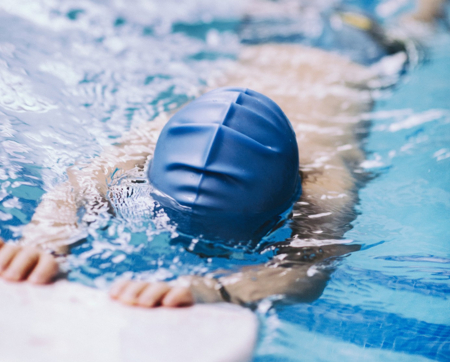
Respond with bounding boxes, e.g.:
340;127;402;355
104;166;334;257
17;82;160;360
0;0;446;308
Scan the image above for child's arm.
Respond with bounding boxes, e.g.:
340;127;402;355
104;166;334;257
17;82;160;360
0;238;59;283
109;243;360;307
411;0;447;23
20;114;166;252
0;115;167;283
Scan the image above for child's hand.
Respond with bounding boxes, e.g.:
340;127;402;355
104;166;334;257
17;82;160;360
0;239;59;284
109;280;194;308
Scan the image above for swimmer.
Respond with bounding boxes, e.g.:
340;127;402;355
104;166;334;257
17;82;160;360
0;0;446;308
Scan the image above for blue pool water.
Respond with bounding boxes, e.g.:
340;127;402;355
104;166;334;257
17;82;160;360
0;1;449;361
254;30;450;362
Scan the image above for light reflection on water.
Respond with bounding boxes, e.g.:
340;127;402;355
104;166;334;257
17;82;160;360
0;1;449;362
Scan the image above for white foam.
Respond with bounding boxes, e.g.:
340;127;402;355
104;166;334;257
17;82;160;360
361;153;384;169
308;212;332;219
0;62;57;113
389;109;448;132
433;148;450;161
289;238;353;248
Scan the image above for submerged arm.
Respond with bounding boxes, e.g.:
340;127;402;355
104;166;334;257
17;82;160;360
0;115;167;283
20;114;167;252
110;243;360;307
192;243;360;305
411;0;447;23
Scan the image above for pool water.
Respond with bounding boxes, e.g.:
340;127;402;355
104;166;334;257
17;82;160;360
0;1;449;361
254;30;450;362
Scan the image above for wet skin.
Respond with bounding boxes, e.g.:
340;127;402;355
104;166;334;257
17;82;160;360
109;280;194;308
0;239;58;284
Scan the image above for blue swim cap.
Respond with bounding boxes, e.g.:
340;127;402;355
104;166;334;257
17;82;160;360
148;87;301;242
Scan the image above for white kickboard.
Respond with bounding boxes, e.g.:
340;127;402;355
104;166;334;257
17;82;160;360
0;280;258;362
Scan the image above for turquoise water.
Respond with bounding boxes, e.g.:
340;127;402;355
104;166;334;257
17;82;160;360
0;1;449;361
254;31;450;362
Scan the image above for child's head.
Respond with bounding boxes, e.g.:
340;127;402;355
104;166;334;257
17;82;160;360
148;87;301;243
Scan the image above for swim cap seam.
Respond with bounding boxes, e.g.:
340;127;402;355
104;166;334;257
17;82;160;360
243;89;295;134
239;90;287;127
167;163;243;184
192;91;286;208
192;102;233;209
220;124;279;153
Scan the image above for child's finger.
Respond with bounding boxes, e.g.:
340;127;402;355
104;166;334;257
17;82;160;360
0;244;21;274
2;248;39;281
137;282;171;308
162;287;194;308
109;279;132;299
28;253;59;284
117;281;148;305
